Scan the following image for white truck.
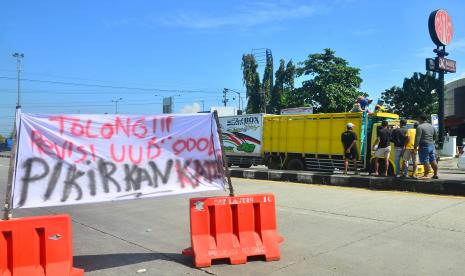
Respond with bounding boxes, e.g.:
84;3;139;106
219;114;264;168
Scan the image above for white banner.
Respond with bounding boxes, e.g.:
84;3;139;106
11;112;225;208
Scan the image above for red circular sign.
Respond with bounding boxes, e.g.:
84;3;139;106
429;9;453;46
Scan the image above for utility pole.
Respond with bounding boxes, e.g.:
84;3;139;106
112;97;123;114
222;88;229;107
12;53;24;108
225;88;243;111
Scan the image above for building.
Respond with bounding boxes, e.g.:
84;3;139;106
445;77;465;149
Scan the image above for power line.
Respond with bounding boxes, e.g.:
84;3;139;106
0;100;221;109
0;76;217;94
0;68;206;89
0;96;222;107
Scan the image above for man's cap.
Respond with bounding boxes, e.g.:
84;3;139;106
347;122;355;128
367;98;373;102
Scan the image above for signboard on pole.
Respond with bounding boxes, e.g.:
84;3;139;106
11;112;225;209
429;9;453;46
437;57;456;73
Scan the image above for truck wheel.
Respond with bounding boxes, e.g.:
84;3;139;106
287;158;305;170
239;164;252;168
268;157;281;170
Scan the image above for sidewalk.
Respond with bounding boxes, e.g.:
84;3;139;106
229;160;465;197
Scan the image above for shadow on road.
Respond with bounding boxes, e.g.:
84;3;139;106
74;252;192;272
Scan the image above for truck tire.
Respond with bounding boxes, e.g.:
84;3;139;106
268;157;281;170
239;164;252;168
287;158;305;171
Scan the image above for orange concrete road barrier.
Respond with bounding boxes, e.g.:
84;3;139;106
0;214;84;276
182;193;284;267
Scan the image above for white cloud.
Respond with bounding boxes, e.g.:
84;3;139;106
160;3;321;29
180;102;201;113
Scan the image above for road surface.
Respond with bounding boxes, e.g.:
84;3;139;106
1;158;465;275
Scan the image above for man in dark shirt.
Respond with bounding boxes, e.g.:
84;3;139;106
373;120;391;176
341;123;358;174
391;119;408;176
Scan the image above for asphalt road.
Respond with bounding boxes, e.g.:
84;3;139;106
1;158;465;275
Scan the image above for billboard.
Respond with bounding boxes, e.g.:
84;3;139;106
219;114;263;157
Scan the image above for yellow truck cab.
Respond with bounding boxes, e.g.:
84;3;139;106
262;111;407;174
370;119;425;176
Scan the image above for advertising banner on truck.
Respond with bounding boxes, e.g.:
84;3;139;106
219;114;263;157
280;107;313;115
11;112;225;209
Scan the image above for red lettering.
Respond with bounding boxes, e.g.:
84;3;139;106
67;140;73;158
152;117;157;133
128;145;143;165
110;144;125;162
71;120;85;136
132;118;147;138
30;130;43;154
115;117;130;137
172;139;185;155
101;123;114;139
147;138;161;159
41;139;55;155
187;138;196;152
166;116;172;132
89;144;97;161
85;120;98;138
74;145;88;163
54;140;70;160
197;138;209;151
49;116;81;136
48;116;67;135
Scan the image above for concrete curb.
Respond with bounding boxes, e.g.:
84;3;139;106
230;168;465;196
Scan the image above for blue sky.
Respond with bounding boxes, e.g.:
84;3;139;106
1;0;465;135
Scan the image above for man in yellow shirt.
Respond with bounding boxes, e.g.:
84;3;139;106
401;122;418;177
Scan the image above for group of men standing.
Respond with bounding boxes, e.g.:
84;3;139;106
341;113;439;179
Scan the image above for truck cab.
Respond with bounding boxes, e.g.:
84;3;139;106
369;118;424;176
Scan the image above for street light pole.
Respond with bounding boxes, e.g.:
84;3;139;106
112;97;123;114
225;88;243;111
12;53;24;108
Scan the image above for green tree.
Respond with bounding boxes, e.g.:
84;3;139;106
268;59;297;114
296;48;364;113
262;54;273;113
381;72;439;118
242;54;262;113
269;59;285;114
281;60;297;109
